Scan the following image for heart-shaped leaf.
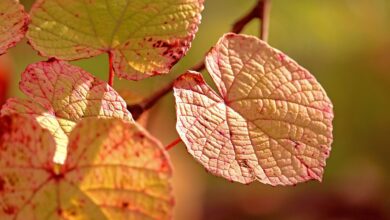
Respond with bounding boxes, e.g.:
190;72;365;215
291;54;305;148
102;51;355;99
0;115;173;219
174;33;334;185
27;0;204;80
0;0;29;55
1;60;132;164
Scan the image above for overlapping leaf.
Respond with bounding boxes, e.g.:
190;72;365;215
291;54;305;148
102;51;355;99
0;0;29;55
174;33;334;185
1;60;132;164
0;115;173;219
27;0;204;80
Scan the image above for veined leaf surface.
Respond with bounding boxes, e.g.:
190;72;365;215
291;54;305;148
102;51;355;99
1;60;132;164
174;33;334;185
0;0;29;55
27;0;204;80
0;115;173;219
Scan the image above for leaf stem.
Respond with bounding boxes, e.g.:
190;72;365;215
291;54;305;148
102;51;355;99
127;0;272;119
165;137;182;151
108;52;115;87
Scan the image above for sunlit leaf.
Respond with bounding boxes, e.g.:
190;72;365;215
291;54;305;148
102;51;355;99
0;0;28;55
0;115;173;219
27;0;204;80
174;33;334;185
1;60;132;164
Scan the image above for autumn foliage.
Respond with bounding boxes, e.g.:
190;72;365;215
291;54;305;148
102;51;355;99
0;0;334;219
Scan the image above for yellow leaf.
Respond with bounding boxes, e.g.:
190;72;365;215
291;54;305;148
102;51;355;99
0;115;173;219
27;0;204;80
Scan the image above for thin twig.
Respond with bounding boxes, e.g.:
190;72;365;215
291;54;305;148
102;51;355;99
232;1;260;33
191;60;206;72
108;52;115;87
127;80;174;120
128;60;206;120
259;0;271;41
128;0;271;120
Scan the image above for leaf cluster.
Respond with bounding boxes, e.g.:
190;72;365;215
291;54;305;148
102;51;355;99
0;0;333;219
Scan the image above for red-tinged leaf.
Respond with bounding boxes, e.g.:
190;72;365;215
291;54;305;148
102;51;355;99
0;56;12;106
27;0;204;80
1;60;132;164
0;115;173;219
174;33;334;185
0;0;29;55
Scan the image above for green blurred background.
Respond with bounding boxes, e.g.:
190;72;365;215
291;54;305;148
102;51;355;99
1;0;389;219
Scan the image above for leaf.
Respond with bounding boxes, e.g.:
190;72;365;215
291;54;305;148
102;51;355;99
0;56;12;106
0;0;29;55
0;115;173;219
1;60;132;164
174;33;334;185
27;0;204;80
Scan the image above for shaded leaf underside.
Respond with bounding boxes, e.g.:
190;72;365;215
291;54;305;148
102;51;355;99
174;33;334;185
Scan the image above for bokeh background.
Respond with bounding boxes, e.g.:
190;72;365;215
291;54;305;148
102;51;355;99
1;0;389;219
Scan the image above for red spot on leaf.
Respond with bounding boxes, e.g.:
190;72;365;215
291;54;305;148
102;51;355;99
152;38;189;68
57;208;63;216
277;53;286;62
160;162;169;172
0;176;5;191
122;202;129;208
3;205;17;215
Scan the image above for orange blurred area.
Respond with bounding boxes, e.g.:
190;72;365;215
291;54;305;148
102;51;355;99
3;0;390;219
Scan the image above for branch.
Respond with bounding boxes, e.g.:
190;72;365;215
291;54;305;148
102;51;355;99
259;0;271;41
191;60;206;72
127;59;206;120
128;0;271;120
127;80;174;120
233;0;271;40
232;1;260;34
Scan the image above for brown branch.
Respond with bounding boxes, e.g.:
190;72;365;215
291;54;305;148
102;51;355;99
128;0;271;120
127;80;174;120
233;0;271;40
127;59;205;120
232;1;260;33
259;0;271;41
191;60;206;72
